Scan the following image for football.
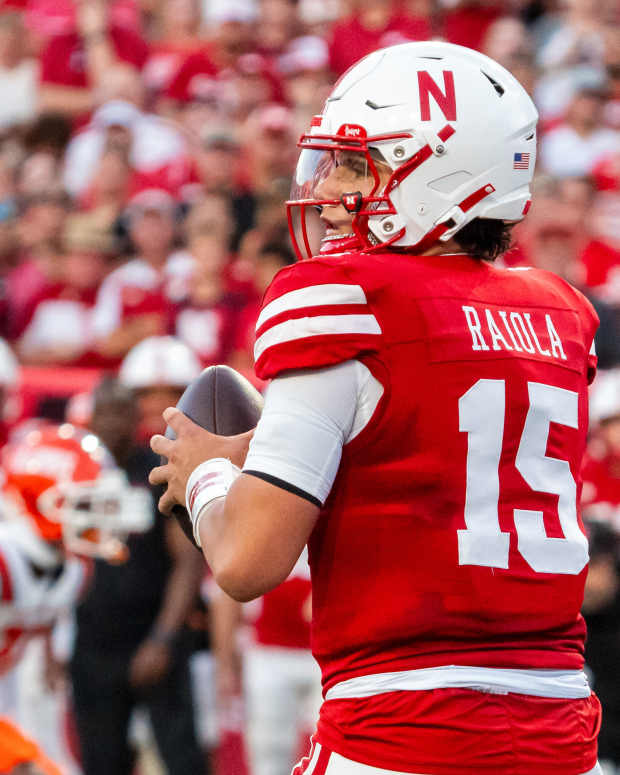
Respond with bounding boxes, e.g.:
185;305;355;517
164;365;264;546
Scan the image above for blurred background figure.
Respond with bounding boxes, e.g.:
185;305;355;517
229;240;295;380
171;195;249;368
583;518;620;775
582;369;620;775
118;334;202;440
0;422;149;773
0;337;19;445
582;369;620;529
540;85;620;178
0;11;38;132
211;548;321;775
68;375;207;775
38;0;149;123
91;189;188;365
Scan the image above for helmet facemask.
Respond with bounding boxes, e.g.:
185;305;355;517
287;129;404;260
37;471;153;563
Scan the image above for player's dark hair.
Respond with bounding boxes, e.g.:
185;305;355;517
453;218;514;262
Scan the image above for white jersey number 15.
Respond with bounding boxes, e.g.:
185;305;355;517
458;379;588;574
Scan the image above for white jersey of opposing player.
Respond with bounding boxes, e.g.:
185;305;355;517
0;521;88;676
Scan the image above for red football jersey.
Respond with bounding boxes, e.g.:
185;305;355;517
255;251;600;773
249;552;311;650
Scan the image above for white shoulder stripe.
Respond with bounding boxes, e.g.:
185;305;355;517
589;339;596;356
256;283;367;331
254;313;381;362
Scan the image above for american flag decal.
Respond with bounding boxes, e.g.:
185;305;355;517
513;152;530;170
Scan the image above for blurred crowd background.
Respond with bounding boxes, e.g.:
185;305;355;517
0;0;618;774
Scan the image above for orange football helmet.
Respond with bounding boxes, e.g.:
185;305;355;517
1;423;152;561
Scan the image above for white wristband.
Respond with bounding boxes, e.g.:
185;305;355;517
186;458;241;547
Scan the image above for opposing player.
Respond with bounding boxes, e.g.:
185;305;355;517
151;42;602;775
0;424;151;766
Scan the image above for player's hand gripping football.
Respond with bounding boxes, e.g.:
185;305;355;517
149;408;253;516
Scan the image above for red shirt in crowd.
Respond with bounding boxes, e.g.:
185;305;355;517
328;11;430;76
172;290;248;368
580;239;620;291
441;3;503;51
25;0;141;39
39;25;149;90
165;50;220;103
143;40;209;99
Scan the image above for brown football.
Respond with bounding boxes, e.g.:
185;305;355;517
163;365;264;547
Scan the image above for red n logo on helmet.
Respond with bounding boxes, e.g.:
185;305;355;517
417;71;456;121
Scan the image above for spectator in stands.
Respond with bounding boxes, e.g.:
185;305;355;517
482;15;532;68
582;368;620;526
200;0;257;69
70;375;207;775
229;240;295;380
91;188;190;364
70;147;132;257
162;49;222;129
0;155;18;301
579;191;620;304
38;0;149;123
278;35;332;134
0;11;38;131
20;113;73;179
539;85;620;178
255;0;300;59
225;53;286;122
191;129;255;249
524;213;620;369
537;0;611;75
327;0;430;76
6;189;70;340
143;0;205;103
172;196;248;366
593;149;620;191
23;0;142;46
239;103;297;197
14;220;110;367
296;0;341;38
62;65;187;199
440;0;503;52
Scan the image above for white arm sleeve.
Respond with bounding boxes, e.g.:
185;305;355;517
243;360;383;506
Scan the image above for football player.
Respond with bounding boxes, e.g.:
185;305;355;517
0;424;151;767
151;42;602;775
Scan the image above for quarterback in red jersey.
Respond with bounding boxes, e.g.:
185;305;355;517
151;42;602;775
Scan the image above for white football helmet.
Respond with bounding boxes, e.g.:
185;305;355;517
288;41;538;259
119;335;202;390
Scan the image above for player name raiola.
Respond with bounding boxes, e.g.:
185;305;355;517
462;305;567;360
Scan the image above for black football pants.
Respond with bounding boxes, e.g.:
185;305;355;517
70;648;207;775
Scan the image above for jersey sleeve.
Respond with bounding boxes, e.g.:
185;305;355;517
254;257;382;380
